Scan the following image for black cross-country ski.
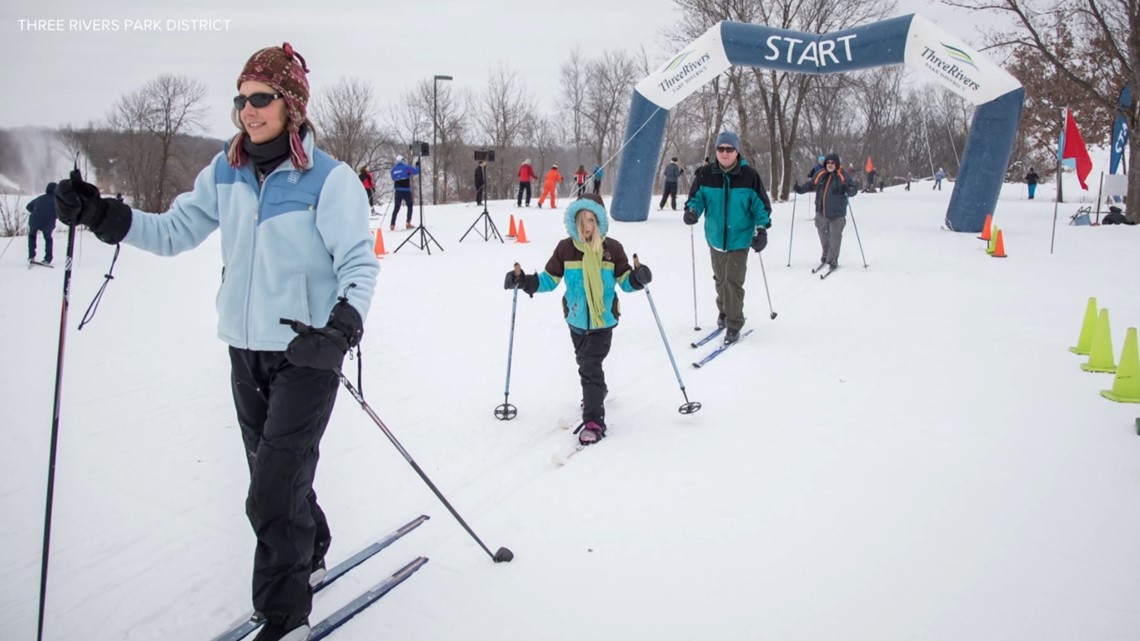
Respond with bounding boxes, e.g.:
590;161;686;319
309;556;429;640
819;265;839;280
28;260;55;269
692;329;754;368
210;514;429;641
810;262;828;274
690;327;725;348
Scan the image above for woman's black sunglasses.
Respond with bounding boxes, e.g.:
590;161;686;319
233;92;282;110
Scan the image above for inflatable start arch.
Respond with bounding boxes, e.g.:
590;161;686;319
610;14;1024;233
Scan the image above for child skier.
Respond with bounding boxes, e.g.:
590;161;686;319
503;193;653;445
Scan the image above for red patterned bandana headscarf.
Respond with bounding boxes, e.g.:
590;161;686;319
227;42;310;170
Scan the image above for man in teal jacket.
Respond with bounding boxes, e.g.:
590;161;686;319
684;131;771;344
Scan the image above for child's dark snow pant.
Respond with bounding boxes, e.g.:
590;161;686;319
570;327;612;427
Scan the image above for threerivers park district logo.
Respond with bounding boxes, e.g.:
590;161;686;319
940;43;979;71
658;49;712;92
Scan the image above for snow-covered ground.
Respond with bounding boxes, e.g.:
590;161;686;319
2;171;1139;641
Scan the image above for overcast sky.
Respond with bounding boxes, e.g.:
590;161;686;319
2;0;990;141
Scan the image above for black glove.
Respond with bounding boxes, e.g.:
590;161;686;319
628;264;653;290
281;300;363;371
504;269;539;297
414;159;421;168
683;208;699;225
751;229;768;253
55;177;133;244
55;178;106;228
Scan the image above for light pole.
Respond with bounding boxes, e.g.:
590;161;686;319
432;74;453;205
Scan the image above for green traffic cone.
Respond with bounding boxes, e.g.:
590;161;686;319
1069;297;1097;355
1081;309;1116;373
1101;328;1140;403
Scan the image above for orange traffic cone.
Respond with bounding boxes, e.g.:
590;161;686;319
991;229;1007;258
373;228;387;258
977;213;992;240
515;219;530;244
507;214;517;238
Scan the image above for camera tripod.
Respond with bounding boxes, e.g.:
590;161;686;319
394;150;443;255
460;173;505;243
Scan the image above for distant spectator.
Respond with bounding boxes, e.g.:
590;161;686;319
358;165;375;207
933;167;945;190
474;160;486;206
1025;168;1039;200
591;164;603;195
26;182;57;264
390;154;420;230
574;164;589;198
517;158;537;207
807;155;826;180
537;163;563;209
659;157;684;210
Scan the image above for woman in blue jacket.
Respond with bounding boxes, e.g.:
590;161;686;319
55;42;379;641
504;193;652;446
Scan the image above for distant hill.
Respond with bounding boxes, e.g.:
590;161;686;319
0;126;225;199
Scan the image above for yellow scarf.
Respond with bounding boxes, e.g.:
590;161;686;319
572;238;605;329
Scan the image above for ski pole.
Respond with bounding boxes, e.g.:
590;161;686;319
0;211;28;259
689;226;699;331
757;251;777;319
37;161;82;641
495;264;521;420
634;254;701;415
785;192;797;266
338;372;514;563
847;201;868;267
0;232;16;259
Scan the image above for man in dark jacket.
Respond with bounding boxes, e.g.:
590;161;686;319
683;132;772;344
793;153;858;272
26;182;58;264
474;160;486;206
1025;168;1039;200
659;157;684;210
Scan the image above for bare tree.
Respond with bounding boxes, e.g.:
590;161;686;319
582;50;640;179
57;123;100;182
475;64;539;199
107;74;207;211
381;91;430;205
310;78;386;174
560;49;589;160
942;0;1138;218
